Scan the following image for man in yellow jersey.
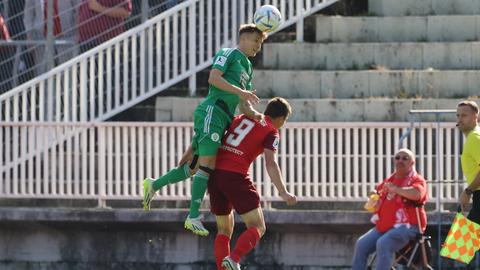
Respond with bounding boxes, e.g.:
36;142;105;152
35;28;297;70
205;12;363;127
142;24;267;236
457;100;480;224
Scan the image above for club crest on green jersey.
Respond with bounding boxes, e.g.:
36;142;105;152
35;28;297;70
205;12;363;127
211;132;220;142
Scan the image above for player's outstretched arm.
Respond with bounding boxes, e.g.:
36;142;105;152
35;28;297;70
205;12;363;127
239;100;264;121
208;69;259;104
264;149;297;205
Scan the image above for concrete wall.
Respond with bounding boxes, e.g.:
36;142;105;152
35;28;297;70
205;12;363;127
315;16;480;42
263;42;480;70
0;207;466;270
155;97;475;122
368;0;480;16
253;70;480;99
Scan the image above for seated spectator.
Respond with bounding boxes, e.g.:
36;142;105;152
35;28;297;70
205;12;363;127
352;148;428;270
77;0;132;53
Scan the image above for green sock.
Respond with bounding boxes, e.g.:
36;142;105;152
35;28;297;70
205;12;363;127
188;172;209;218
152;164;191;191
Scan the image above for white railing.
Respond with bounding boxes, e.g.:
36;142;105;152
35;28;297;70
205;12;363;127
0;0;339;122
0;122;463;204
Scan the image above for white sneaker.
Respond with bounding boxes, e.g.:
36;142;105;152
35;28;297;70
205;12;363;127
184;215;209;236
142;178;155;211
221;256;241;270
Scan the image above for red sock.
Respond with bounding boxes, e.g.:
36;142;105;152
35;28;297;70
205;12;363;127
214;234;230;270
231;227;261;263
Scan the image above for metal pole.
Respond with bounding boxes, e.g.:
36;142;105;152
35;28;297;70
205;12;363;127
141;0;149;23
296;0;304;42
188;3;196;96
45;0;55;71
435;112;442;270
12;46;21;88
435;113;443;212
398;114;416;149
3;2;9;23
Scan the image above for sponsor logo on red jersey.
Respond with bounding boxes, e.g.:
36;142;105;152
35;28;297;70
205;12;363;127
215;115;279;175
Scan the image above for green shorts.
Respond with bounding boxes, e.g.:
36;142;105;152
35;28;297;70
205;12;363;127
191;103;231;156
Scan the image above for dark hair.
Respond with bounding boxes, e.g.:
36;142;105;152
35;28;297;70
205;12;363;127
239;23;268;39
264;97;292;119
458;100;479;114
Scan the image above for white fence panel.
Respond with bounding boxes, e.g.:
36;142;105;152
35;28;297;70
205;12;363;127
0;122;463;206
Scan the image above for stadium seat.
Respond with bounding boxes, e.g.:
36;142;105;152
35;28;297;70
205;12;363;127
367;206;434;270
367;232;433;270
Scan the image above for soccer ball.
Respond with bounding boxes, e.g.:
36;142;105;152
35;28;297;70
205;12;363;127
254;5;282;33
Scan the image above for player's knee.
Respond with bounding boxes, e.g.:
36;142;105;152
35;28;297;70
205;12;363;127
217;224;233;237
249;224;266;238
258;224;266;237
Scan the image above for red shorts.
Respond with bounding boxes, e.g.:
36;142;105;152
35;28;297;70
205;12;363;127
208;169;260;215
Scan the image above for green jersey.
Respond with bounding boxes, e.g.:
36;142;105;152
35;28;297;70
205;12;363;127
461;126;480;187
202;48;253;117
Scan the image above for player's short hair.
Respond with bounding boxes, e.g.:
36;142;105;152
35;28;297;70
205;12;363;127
264;97;292;119
239;24;268;39
457;100;479;114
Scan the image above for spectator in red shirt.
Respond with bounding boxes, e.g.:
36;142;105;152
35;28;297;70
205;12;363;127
208;97;297;270
352;148;428;270
77;0;132;53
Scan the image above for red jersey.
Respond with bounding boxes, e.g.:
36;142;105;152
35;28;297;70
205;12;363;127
374;171;428;233
215;115;279;175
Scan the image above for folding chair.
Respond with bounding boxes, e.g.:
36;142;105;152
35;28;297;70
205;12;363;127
367;207;434;270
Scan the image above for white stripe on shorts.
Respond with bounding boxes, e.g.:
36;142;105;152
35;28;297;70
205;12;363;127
203;105;214;134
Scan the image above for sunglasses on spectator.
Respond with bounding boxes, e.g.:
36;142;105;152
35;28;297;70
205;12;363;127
394;156;410;161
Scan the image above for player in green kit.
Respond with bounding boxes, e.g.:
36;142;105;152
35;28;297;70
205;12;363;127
142;24;267;236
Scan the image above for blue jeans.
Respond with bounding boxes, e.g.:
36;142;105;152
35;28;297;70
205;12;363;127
352;226;419;270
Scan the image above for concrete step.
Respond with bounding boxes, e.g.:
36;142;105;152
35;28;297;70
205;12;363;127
316;15;480;42
155;97;473;122
369;0;480;16
253;70;480;99
263;42;480;70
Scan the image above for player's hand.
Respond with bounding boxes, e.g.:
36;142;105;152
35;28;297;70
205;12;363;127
88;0;102;12
383;182;398;194
280;192;297;206
253;113;265;122
459;190;471;212
240;90;260;105
178;150;193;167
